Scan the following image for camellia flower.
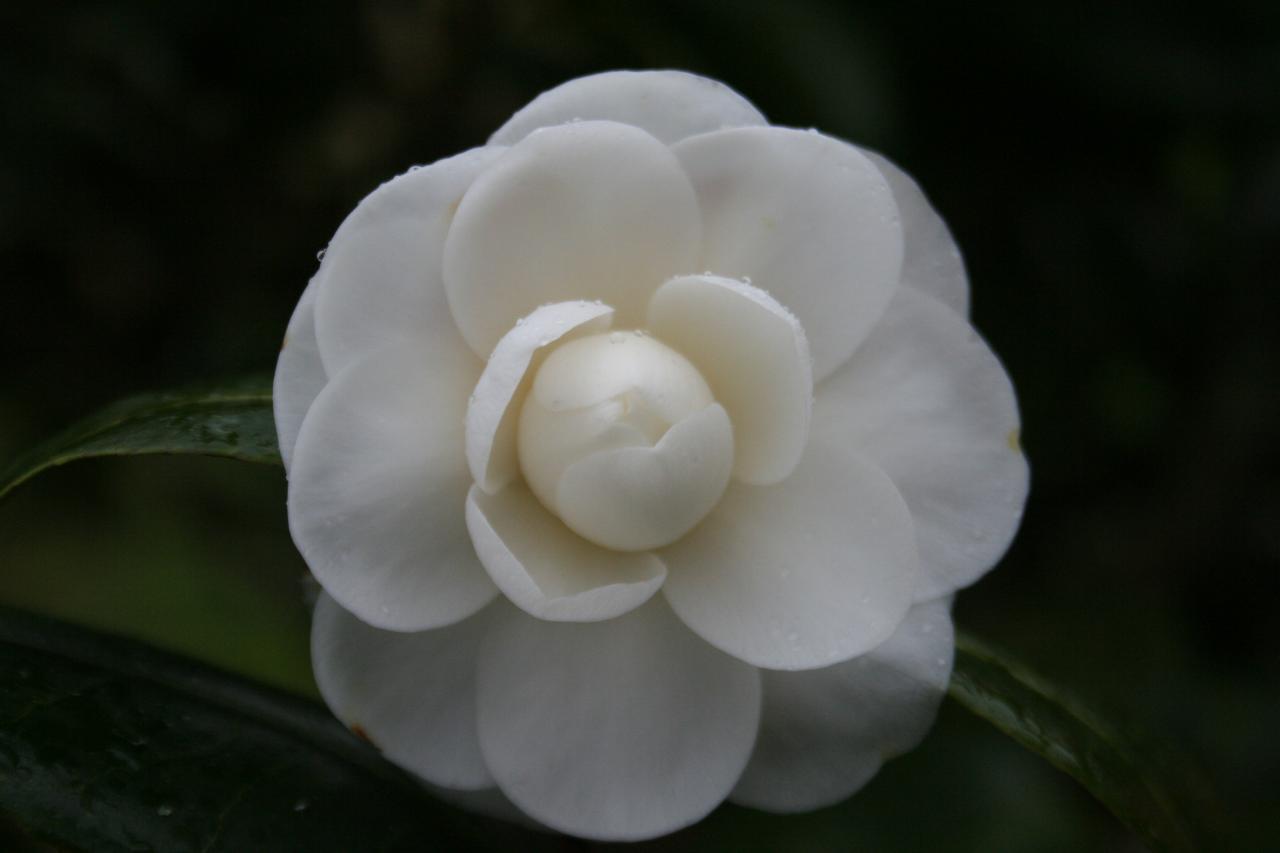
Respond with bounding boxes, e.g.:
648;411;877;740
274;70;1028;841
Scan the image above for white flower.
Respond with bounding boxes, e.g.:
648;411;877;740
274;70;1028;841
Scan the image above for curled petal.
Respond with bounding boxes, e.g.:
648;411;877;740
444;120;700;356
313;147;504;375
466;300;614;494
274;278;327;474
816;288;1028;600
864;149;969;315
288;338;496;631
311;594;494;789
465;483;666;622
731;598;954;812
476;599;761;841
673;126;903;380
648;273;812;484
662;439;917;671
490;69;766;146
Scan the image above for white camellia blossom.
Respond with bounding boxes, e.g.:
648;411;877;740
275;70;1029;841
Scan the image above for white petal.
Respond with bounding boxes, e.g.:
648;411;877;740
673;126;903;380
476;598;761;841
274;277;327;474
465;300;614;494
313;147;505;376
648;274;812;484
816;288;1028;600
288;338;497;631
864;150;969;316
490;69;766;147
661;439;917;670
310;593;494;789
444;121;701;356
731;598;954;812
556;404;734;551
465;483;666;622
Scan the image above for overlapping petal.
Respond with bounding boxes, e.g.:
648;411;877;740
313;147;504;376
476;598;761;841
273;277;326;474
311;593;494;789
288;338;496;631
444;120;700;356
489;69;766;146
815;288;1028;600
673;126;903;380
731;598;955;812
465;483;665;622
661;438;918;671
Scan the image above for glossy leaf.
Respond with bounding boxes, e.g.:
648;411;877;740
0;378;281;501
950;632;1205;853
0;606;565;852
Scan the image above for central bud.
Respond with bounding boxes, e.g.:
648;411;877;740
518;330;734;552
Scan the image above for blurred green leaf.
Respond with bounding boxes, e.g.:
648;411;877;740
950;632;1204;853
0;606;564;852
0;378;280;501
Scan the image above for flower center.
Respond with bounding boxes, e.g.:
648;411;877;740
518;330;734;552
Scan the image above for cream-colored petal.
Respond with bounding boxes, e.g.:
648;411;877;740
313;147;503;376
465;300;614;494
816;288;1028;600
288;338;496;631
465;483;665;622
490;69;766;147
673;126;903;380
662;438;917;671
444;121;701;356
648;274;812;484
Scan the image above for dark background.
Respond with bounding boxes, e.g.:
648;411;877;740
1;2;1276;850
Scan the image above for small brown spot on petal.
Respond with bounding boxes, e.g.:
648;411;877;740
280;333;290;352
446;195;463;220
349;723;377;748
1007;428;1021;453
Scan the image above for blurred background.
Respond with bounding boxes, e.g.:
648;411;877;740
1;1;1276;850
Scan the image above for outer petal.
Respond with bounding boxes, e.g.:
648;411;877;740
864;150;969;316
274;277;327;474
311;593;493;790
489;69;767;147
288;338;496;631
673;126;903;380
648;274;812;484
476;598;761;841
444;120;701;356
465;483;666;622
815;288;1028;600
731;598;954;812
661;439;918;671
313;147;505;376
466;300;614;494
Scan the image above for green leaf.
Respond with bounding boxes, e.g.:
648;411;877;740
950;632;1206;853
0;378;281;502
0;605;563;852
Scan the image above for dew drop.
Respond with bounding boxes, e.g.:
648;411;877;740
315;248;327;262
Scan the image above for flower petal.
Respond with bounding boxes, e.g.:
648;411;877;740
648;274;812;484
815;288;1028;600
864;150;969;316
444;120;701;356
489;69;766;147
661;439;917;670
288;338;497;631
731;598;954;812
465;483;666;622
274;277;327;474
466;300;614;495
476;598;761;841
672;126;903;381
310;593;494;789
313;147;505;376
556;404;734;551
